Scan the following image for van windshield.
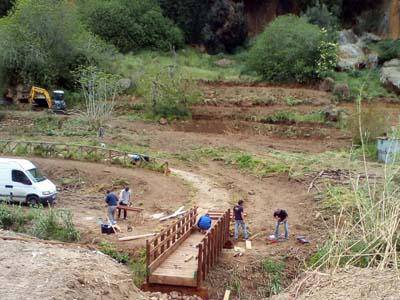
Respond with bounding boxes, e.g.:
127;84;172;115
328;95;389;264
28;168;46;182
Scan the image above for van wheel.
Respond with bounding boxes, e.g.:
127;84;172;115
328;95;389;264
27;195;40;207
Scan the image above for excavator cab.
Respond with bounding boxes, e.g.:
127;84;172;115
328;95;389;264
29;86;67;112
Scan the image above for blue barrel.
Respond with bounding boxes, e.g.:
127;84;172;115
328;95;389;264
377;137;400;163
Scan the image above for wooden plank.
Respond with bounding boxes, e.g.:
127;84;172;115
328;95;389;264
149;274;197;287
245;240;252;250
197;243;203;287
149;227;194;273
118;233;156;241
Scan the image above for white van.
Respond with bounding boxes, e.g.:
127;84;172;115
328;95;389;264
0;158;57;205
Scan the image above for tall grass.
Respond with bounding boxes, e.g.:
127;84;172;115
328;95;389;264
311;86;400;271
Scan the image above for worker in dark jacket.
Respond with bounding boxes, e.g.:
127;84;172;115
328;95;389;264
197;214;212;233
273;209;289;240
105;190;118;225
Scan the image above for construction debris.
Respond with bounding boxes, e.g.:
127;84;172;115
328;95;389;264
159;206;186;221
223;290;231;300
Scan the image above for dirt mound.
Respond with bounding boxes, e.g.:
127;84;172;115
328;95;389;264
272;267;400;300
0;232;148;300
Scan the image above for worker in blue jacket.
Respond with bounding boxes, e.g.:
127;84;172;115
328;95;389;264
197;213;212;233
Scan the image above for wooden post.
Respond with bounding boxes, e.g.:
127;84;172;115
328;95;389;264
197;243;203;287
160;233;165;254
146;240;150;283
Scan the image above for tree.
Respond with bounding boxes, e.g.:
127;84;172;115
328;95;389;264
78;0;184;53
76;66;123;129
0;0;112;88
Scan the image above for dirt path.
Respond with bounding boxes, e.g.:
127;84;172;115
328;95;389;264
171;168;231;214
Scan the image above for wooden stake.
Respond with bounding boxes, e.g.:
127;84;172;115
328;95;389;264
245;240;252;250
223;290;231;300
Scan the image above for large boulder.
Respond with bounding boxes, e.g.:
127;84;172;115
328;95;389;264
338;43;365;70
339;29;358;45
381;59;400;94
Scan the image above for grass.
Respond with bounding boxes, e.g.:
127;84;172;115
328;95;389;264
99;242;130;264
0;204;80;242
332;70;395;101
261;111;325;124
113;48;258;83
261;258;286;296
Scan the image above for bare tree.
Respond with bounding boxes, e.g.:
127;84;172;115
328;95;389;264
76;66;122;129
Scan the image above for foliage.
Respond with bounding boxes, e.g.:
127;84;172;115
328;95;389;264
0;204;79;242
78;0;184;53
138;54;200;119
130;249;147;286
247;15;338;83
30;208;80;242
0;0;112;88
99;242;130;264
368;40;400;64
261;258;286;295
332;70;394;101
0;204;29;231
202;0;248;54
261;111;325;124
75;66;123;129
158;0;247;53
302;0;338;30
158;0;210;44
354;8;384;36
0;0;13;16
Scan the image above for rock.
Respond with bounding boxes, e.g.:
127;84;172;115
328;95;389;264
338;44;365;70
118;78;132;90
214;58;233;67
159;117;168;125
322;105;345;122
333;83;350;100
318;77;335;92
381;59;400;94
248;190;255;196
339;29;358;45
170;291;180;299
360;32;382;43
366;52;379;69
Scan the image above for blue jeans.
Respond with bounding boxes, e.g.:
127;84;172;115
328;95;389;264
274;220;289;239
234;220;249;240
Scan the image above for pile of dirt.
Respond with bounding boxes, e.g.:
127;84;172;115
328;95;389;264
272;267;400;300
0;232;148;300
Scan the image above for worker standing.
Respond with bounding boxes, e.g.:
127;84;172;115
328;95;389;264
118;186;131;220
233;200;249;240
105;190;118;225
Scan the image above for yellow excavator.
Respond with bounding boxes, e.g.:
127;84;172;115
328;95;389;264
28;86;67;113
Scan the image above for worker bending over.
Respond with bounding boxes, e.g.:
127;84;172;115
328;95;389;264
197;213;212;233
105;190;119;225
273;209;289;240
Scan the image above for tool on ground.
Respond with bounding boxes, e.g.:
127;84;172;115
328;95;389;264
296;236;310;244
28;86;67;113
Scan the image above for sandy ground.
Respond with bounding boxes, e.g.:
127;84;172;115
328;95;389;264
0;231;148;300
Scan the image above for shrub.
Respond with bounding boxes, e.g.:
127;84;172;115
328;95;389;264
261;258;286;295
369;40;400;64
247;15;338;83
0;204;28;231
139;59;200;119
79;0;184;53
99;242;130;264
0;0;112;88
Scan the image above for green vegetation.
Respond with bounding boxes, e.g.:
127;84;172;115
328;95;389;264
99;242;130;263
78;0;184;53
0;0;112;88
0;204;80;242
303;1;338;30
332;70;394;101
261;258;286;296
0;0;13;17
261;111;325;124
158;0;247;53
247;15;338;83
368;40;400;64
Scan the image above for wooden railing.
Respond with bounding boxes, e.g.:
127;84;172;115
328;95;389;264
196;210;230;286
146;207;198;281
0;140;169;173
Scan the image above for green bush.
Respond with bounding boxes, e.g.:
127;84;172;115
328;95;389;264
261;258;286;295
0;204;28;231
99;242;130;264
0;0;112;88
79;0;184;53
369;40;400;64
247;15;338;83
30;208;80;242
